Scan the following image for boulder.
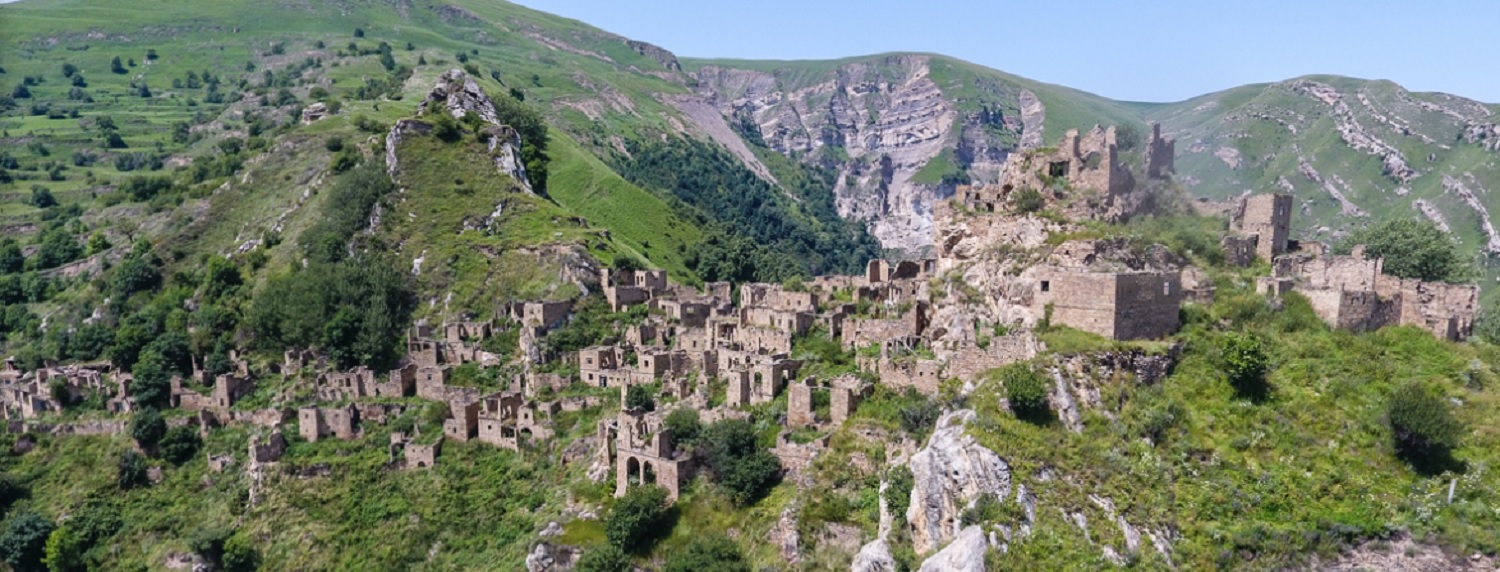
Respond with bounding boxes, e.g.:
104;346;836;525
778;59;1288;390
851;539;897;572
917;525;989;572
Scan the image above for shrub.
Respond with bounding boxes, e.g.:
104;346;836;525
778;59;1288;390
998;363;1049;420
661;534;749;572
1221;332;1269;399
28;187;56;209
575;544;632;572
42;525;84;572
1388;382;1464;470
0;511;53;572
604;484;670;553
1342;218;1473;283
129;408;167;449
699;419;781;506
1012;187;1045;213
160;426;202;465
117;450;148;489
324;136;344;152
624;385;655;412
885;466;914;524
897;388;940;438
663;407;701;446
221;534;259;572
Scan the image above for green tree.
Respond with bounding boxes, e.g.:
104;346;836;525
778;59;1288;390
0;511;54;572
0;239;23;274
160;426;202;465
1388;382;1464;471
221;534;258;572
1343;218;1473;283
130;408;167;450
663;407;701;446
61;63;77;78
32;228;81;270
42;525;84;572
117;450;148;489
575;544;632;572
624;385;655;412
661;534;749;572
200;256;242;300
1221;332;1270;399
109;57;126;74
28;187;56;209
999;363;1050;420
699;419;781;506
604;484;670;553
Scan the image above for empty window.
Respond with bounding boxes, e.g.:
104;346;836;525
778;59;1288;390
1048;161;1069;178
1164;282;1172;296
1040;280;1051;293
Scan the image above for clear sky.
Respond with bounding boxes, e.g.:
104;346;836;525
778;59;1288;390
514;0;1500;104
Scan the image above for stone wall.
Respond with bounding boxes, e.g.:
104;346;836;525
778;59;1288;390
1231;193;1293;262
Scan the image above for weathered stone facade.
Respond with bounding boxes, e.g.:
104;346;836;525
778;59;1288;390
1230;193;1293;262
1034;269;1183;340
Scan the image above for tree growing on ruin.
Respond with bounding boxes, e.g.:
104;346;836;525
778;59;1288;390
1342;218;1474;283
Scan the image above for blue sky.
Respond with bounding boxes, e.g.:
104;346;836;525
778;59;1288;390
515;0;1500;104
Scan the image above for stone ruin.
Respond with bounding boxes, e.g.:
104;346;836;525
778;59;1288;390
598;408;686;501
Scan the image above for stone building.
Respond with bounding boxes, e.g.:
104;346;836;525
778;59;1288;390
298;405;359;442
1261;247;1478;340
597;408;685;501
1033;268;1183;340
1229;193;1293;263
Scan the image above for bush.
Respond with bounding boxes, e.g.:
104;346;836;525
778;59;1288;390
663;407;701;446
897;388;940;438
575;544;632;572
1342;218;1473;283
699;419;781;506
624;385;655;412
1221;332;1269;400
1388;382;1464;471
160;426;202;465
42;525;84;572
1012;187;1045;213
117;450;148;489
998;363;1049;420
129;408;167;449
221;534;259;572
28;187;56;209
0;511;53;572
661;534;749;572
604;484;670;553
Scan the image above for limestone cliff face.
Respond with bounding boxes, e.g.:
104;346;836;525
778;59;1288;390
388;69;533;193
907;409;1011;555
692;55;1017;254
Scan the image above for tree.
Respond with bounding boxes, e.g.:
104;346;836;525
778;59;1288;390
61;63;78;78
109;56;126;74
221;534;259;572
661;534;749;572
999;363;1050;420
663;407;701;446
0;511;53;572
1343;218;1473;283
11;84;30;99
200;256;242;300
575;544;631;572
130;408;167;450
32;227;82;270
0;239;22;274
43;525;85;572
604;484;670;553
160;426;202;465
117;450;148;489
353;27;365;38
28;186;56;209
1388;382;1464;470
699;419;781;506
1221;332;1269;399
624;385;655;412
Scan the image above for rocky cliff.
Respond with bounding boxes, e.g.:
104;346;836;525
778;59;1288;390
906;409;1011;554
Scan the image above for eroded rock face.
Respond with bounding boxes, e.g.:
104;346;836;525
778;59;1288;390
916;525;989;572
692;55;969;254
907;410;1010;554
851;539;897;572
386;69;532;192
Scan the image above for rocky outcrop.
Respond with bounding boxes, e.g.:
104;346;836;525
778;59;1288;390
851;539;897;572
692;55;964;254
907;409;1011;554
1441;174;1500;254
1289;80;1417;183
386;69;532;192
916;525;989;572
524;542;579;572
1045;347;1181;432
625;39;681;72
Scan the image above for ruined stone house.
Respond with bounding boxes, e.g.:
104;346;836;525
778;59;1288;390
1033;268;1184;340
598;408;685;501
1229;193;1294;263
298;405;359;442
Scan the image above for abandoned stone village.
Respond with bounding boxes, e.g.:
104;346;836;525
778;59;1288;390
0;118;1480;564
